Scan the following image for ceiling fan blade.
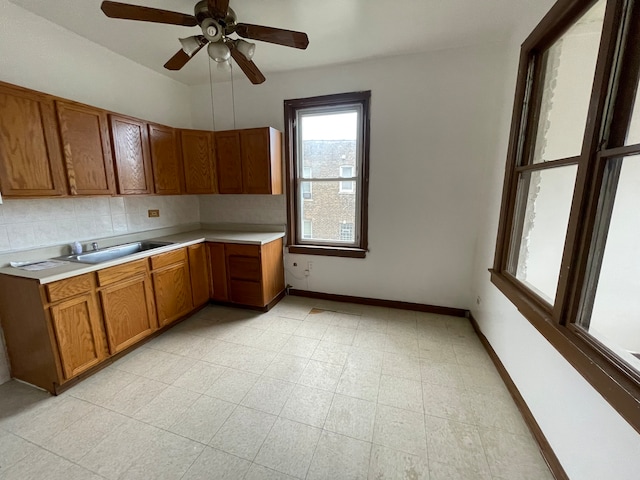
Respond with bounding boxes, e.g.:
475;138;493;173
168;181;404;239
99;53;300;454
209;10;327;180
235;23;309;49
207;0;229;19
164;43;204;71
101;1;197;27
228;42;266;84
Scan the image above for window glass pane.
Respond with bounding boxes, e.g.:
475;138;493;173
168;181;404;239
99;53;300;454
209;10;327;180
299;181;357;244
301;180;312;200
509;165;578;303
300;111;358;179
627;84;640;145
578;154;640;373
531;0;605;164
302;220;312;239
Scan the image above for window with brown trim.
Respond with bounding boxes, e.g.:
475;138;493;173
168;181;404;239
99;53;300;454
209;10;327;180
284;91;371;258
491;0;640;432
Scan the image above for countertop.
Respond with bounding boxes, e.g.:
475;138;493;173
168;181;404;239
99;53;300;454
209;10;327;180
0;229;285;284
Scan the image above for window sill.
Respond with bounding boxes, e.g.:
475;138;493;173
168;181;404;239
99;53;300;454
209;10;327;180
288;245;367;258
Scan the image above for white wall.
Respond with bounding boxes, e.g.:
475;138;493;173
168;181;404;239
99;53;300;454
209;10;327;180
0;0;197;384
469;22;640;480
191;44;511;309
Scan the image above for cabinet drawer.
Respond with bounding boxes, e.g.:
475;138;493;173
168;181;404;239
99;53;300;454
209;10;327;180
225;243;260;258
150;248;186;270
97;259;148;286
227;255;261;281
46;274;93;303
229;279;263;306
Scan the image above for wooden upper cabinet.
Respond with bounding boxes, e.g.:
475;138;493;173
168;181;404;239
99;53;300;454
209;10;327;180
215;130;243;194
109;114;154;195
56;101;116;195
241;127;282;194
148;123;182;195
0;83;67;197
180;129;217;194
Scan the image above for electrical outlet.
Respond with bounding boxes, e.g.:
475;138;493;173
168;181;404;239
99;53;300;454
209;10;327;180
307;261;313;271
148;209;160;218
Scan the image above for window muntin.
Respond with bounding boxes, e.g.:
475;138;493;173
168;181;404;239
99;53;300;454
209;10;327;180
491;0;640;432
285;91;370;256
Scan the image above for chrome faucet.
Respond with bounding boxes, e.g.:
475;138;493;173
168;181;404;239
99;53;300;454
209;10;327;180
91;242;99;251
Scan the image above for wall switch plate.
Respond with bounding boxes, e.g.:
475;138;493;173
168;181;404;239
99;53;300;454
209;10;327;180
148;209;160;218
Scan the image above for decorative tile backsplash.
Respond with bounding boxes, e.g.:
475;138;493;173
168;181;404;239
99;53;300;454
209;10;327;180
0;196;200;253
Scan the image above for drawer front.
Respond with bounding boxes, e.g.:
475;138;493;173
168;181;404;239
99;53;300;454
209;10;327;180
150;248;186;270
227;255;261;281
229;279;263;307
225;243;260;258
97;259;149;286
46;274;93;303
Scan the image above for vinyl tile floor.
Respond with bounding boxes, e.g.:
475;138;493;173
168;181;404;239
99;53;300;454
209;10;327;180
0;296;554;479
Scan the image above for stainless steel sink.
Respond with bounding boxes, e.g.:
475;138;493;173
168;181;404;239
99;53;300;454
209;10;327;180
56;241;174;264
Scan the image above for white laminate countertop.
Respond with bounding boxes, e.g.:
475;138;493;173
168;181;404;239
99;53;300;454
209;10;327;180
0;229;285;284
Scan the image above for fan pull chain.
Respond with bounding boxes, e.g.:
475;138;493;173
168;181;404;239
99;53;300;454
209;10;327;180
230;60;237;129
208;56;217;131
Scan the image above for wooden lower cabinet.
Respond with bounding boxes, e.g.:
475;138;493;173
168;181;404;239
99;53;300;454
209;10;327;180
151;248;193;327
207;238;285;308
49;292;107;380
188;243;210;307
98;260;157;354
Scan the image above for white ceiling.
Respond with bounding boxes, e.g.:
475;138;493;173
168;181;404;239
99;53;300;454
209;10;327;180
10;0;547;85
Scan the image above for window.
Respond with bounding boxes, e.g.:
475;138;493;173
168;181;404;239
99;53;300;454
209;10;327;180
284;91;371;258
340;222;354;242
302;167;312;199
302;220;312;239
491;0;640;432
339;166;355;193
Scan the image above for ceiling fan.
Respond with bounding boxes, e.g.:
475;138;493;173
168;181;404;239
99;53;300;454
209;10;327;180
100;0;309;84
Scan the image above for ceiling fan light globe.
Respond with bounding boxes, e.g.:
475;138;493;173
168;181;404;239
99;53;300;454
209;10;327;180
179;36;202;56
201;18;222;42
208;41;231;62
235;39;256;59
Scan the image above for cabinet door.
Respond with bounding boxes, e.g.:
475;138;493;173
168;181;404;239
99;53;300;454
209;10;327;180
181;129;217;194
241;127;282;194
149;123;182;195
215;130;243;194
100;274;156;354
0;84;67;196
50;293;106;380
226;243;264;306
152;261;193;327
56;101;116;195
188;243;210;307
207;243;228;301
109;114;154;195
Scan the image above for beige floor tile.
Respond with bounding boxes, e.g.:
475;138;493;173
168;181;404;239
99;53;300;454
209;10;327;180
373;405;427;456
40;407;127;462
279;335;320;358
114;347;196;384
420;361;465;388
293;321;329;340
99;377;168;416
133;385;200;429
425;415;491;478
172;361;227;393
311;340;352;366
323;325;357;345
378;375;423;413
479;427;553;480
269;316;304;334
368;444;429;480
240;377;295;415
244;463;297;480
346;347;384;373
280;384;334;427
325;394;377;441
263;353;310;383
336;365;381;402
382;352;421;382
0;430;40;471
120;429;204;480
220;325;265;346
204;368;259;403
0;448;95;480
298;359;344;391
168;395;235;443
146;331;220;359
422;383;477;425
357;315;389;333
182;446;251;480
307;430;371;480
429;460;491;480
385;333;420;355
417;339;458;364
331;312;362;329
210;405;276;460
249;330;292;351
203;341;277;374
353;330;387;350
66;367;137;405
303;309;337;325
254;418;321;479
